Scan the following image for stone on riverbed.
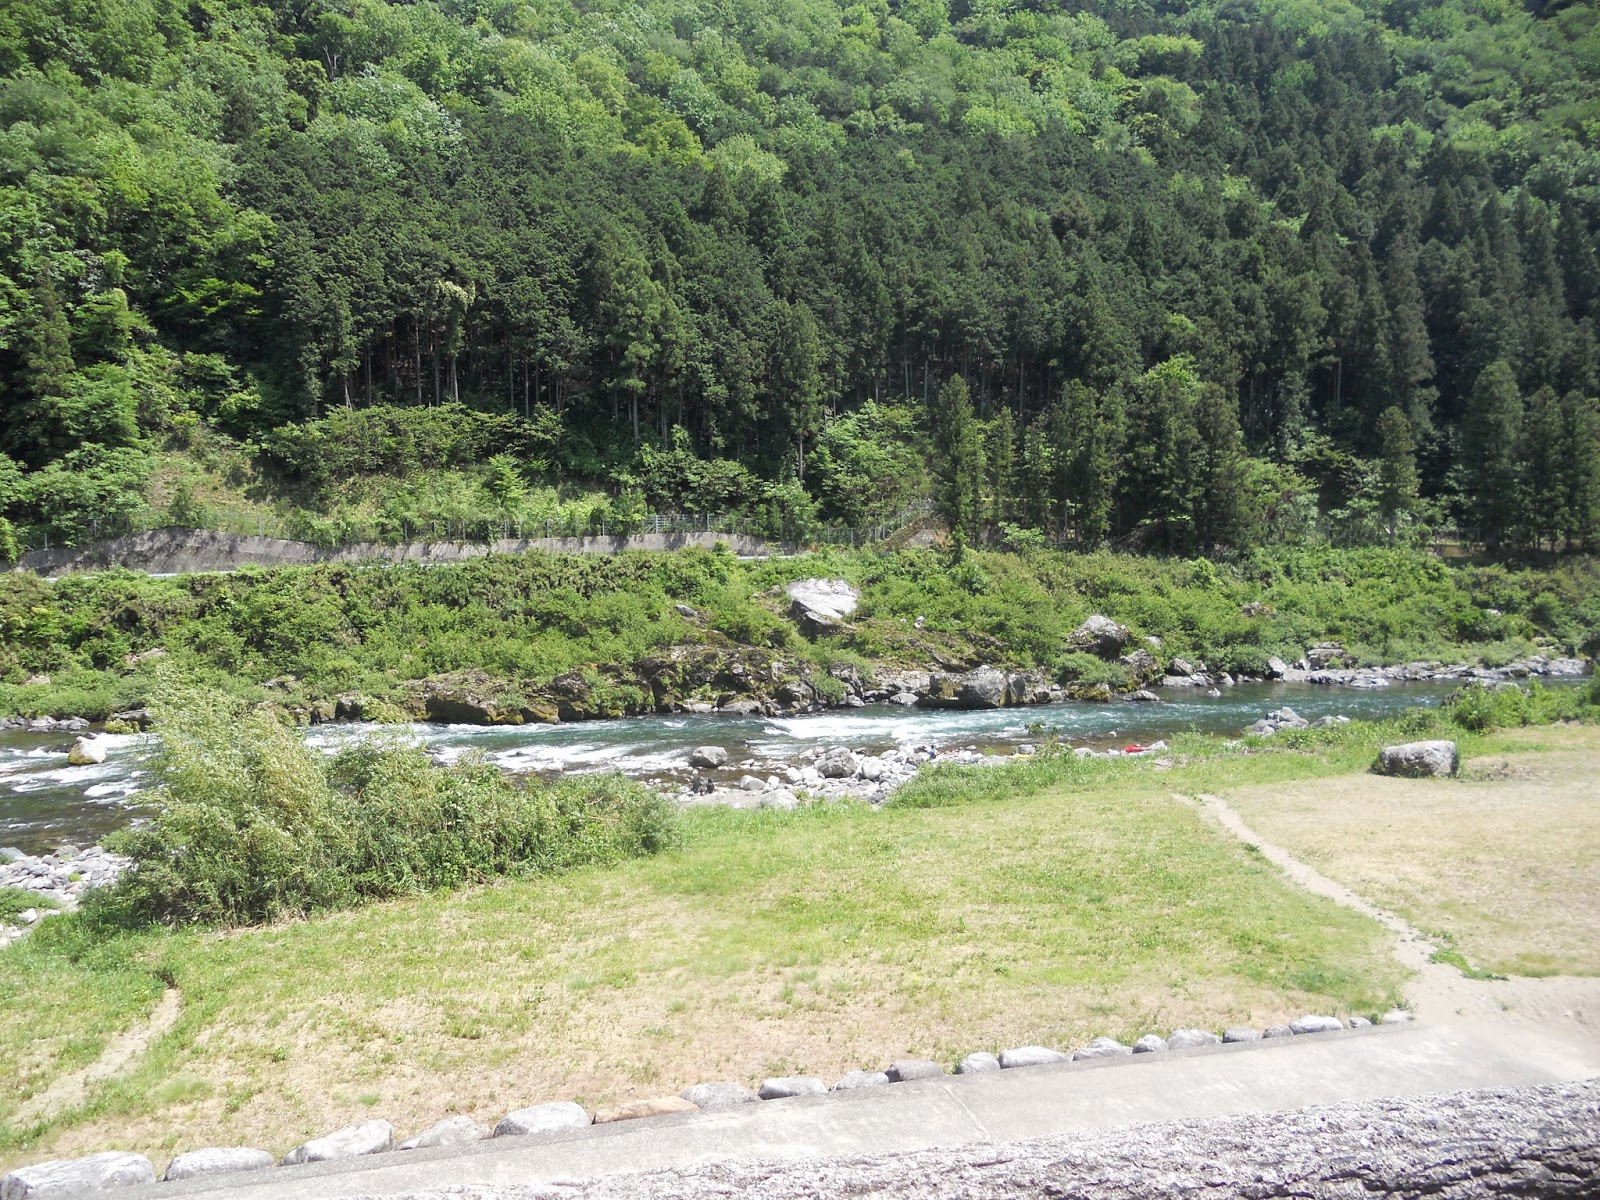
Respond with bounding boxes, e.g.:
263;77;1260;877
1374;740;1458;778
815;747;859;778
3;1152;156;1198
688;746;727;768
66;737;107;766
1067;615;1131;659
281;1120;394;1165
163;1147;275;1181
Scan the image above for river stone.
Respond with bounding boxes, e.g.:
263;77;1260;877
737;774;765;791
162;1148;275;1181
858;756;887;781
886;1059;945;1082
786;579;859;636
1073;1037;1131;1060
956;666;1009;709
1375;740;1459;778
1131;1035;1167;1054
758;789;800;810
680;1082;759;1110
688;746;727;768
1263;1024;1293;1038
2;1152;156;1198
1067;615;1131;659
1222;1027;1262;1044
889;692;919;706
955;1052;1000;1074
1290;1014;1344;1035
593;1097;698;1124
66;737;107;766
1348;1016;1372;1028
1166;1029;1221;1050
999;1045;1068;1069
831;1070;890;1091
281;1120;394;1165
759;1077;828;1099
493;1102;590;1138
1265;657;1290;678
816;747;859;778
396;1117;490;1151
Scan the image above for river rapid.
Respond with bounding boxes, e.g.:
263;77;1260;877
0;681;1501;855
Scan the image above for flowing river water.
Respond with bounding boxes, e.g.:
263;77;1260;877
0;681;1492;854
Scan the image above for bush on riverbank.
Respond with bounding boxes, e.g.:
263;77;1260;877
85;684;677;928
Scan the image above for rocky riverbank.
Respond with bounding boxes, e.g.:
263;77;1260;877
0;844;131;948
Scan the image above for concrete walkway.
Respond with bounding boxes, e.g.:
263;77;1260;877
123;1021;1600;1200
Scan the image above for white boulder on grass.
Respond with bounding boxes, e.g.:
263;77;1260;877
280;1120;394;1166
3;1152;156;1198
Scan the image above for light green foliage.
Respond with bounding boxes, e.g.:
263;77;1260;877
87;678;677;927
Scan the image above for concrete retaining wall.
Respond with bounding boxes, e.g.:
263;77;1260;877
12;528;783;577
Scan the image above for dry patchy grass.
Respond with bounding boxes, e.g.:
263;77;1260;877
1222;724;1600;980
1;775;1402;1169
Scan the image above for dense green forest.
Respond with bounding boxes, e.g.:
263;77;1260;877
2;0;1599;555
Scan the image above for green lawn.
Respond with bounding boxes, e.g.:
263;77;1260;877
0;739;1413;1171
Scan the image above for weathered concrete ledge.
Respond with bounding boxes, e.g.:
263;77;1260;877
12;529;783;578
77;1022;1600;1200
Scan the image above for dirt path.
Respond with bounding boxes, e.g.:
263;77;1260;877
12;988;181;1127
1185;793;1600;1052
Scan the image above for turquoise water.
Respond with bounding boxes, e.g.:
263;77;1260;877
0;681;1483;854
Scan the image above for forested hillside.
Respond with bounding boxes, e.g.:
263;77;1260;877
2;0;1599;555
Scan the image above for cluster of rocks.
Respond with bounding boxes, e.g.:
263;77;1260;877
684;743;951;808
0;845;130;949
0;716;90;735
1172;646;1589;693
1244;707;1350;737
0;1010;1411;1199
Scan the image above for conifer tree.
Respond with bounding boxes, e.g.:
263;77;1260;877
930;374;983;552
1558;391;1600;551
1519;386;1564;550
1460;360;1524;551
1375;405;1419;543
987;406;1015;527
1054;381;1116;547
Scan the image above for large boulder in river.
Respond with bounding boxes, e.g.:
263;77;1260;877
1375;740;1459;778
1067;615;1131;659
688;745;728;769
957;666;1010;709
786;579;859;637
67;736;106;766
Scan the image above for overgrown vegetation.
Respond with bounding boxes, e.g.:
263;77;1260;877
86;681;677;927
2;0;1599;554
1;546;1596;721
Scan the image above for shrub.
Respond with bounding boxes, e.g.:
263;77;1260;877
87;680;677;928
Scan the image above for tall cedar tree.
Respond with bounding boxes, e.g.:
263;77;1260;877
1376;405;1419;542
930;374;983;552
1461;360;1524;551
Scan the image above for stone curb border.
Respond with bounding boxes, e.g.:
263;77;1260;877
2;1011;1412;1199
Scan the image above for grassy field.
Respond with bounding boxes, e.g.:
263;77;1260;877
0;738;1427;1170
1223;724;1600;979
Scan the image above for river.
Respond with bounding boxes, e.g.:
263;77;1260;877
0;681;1486;854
